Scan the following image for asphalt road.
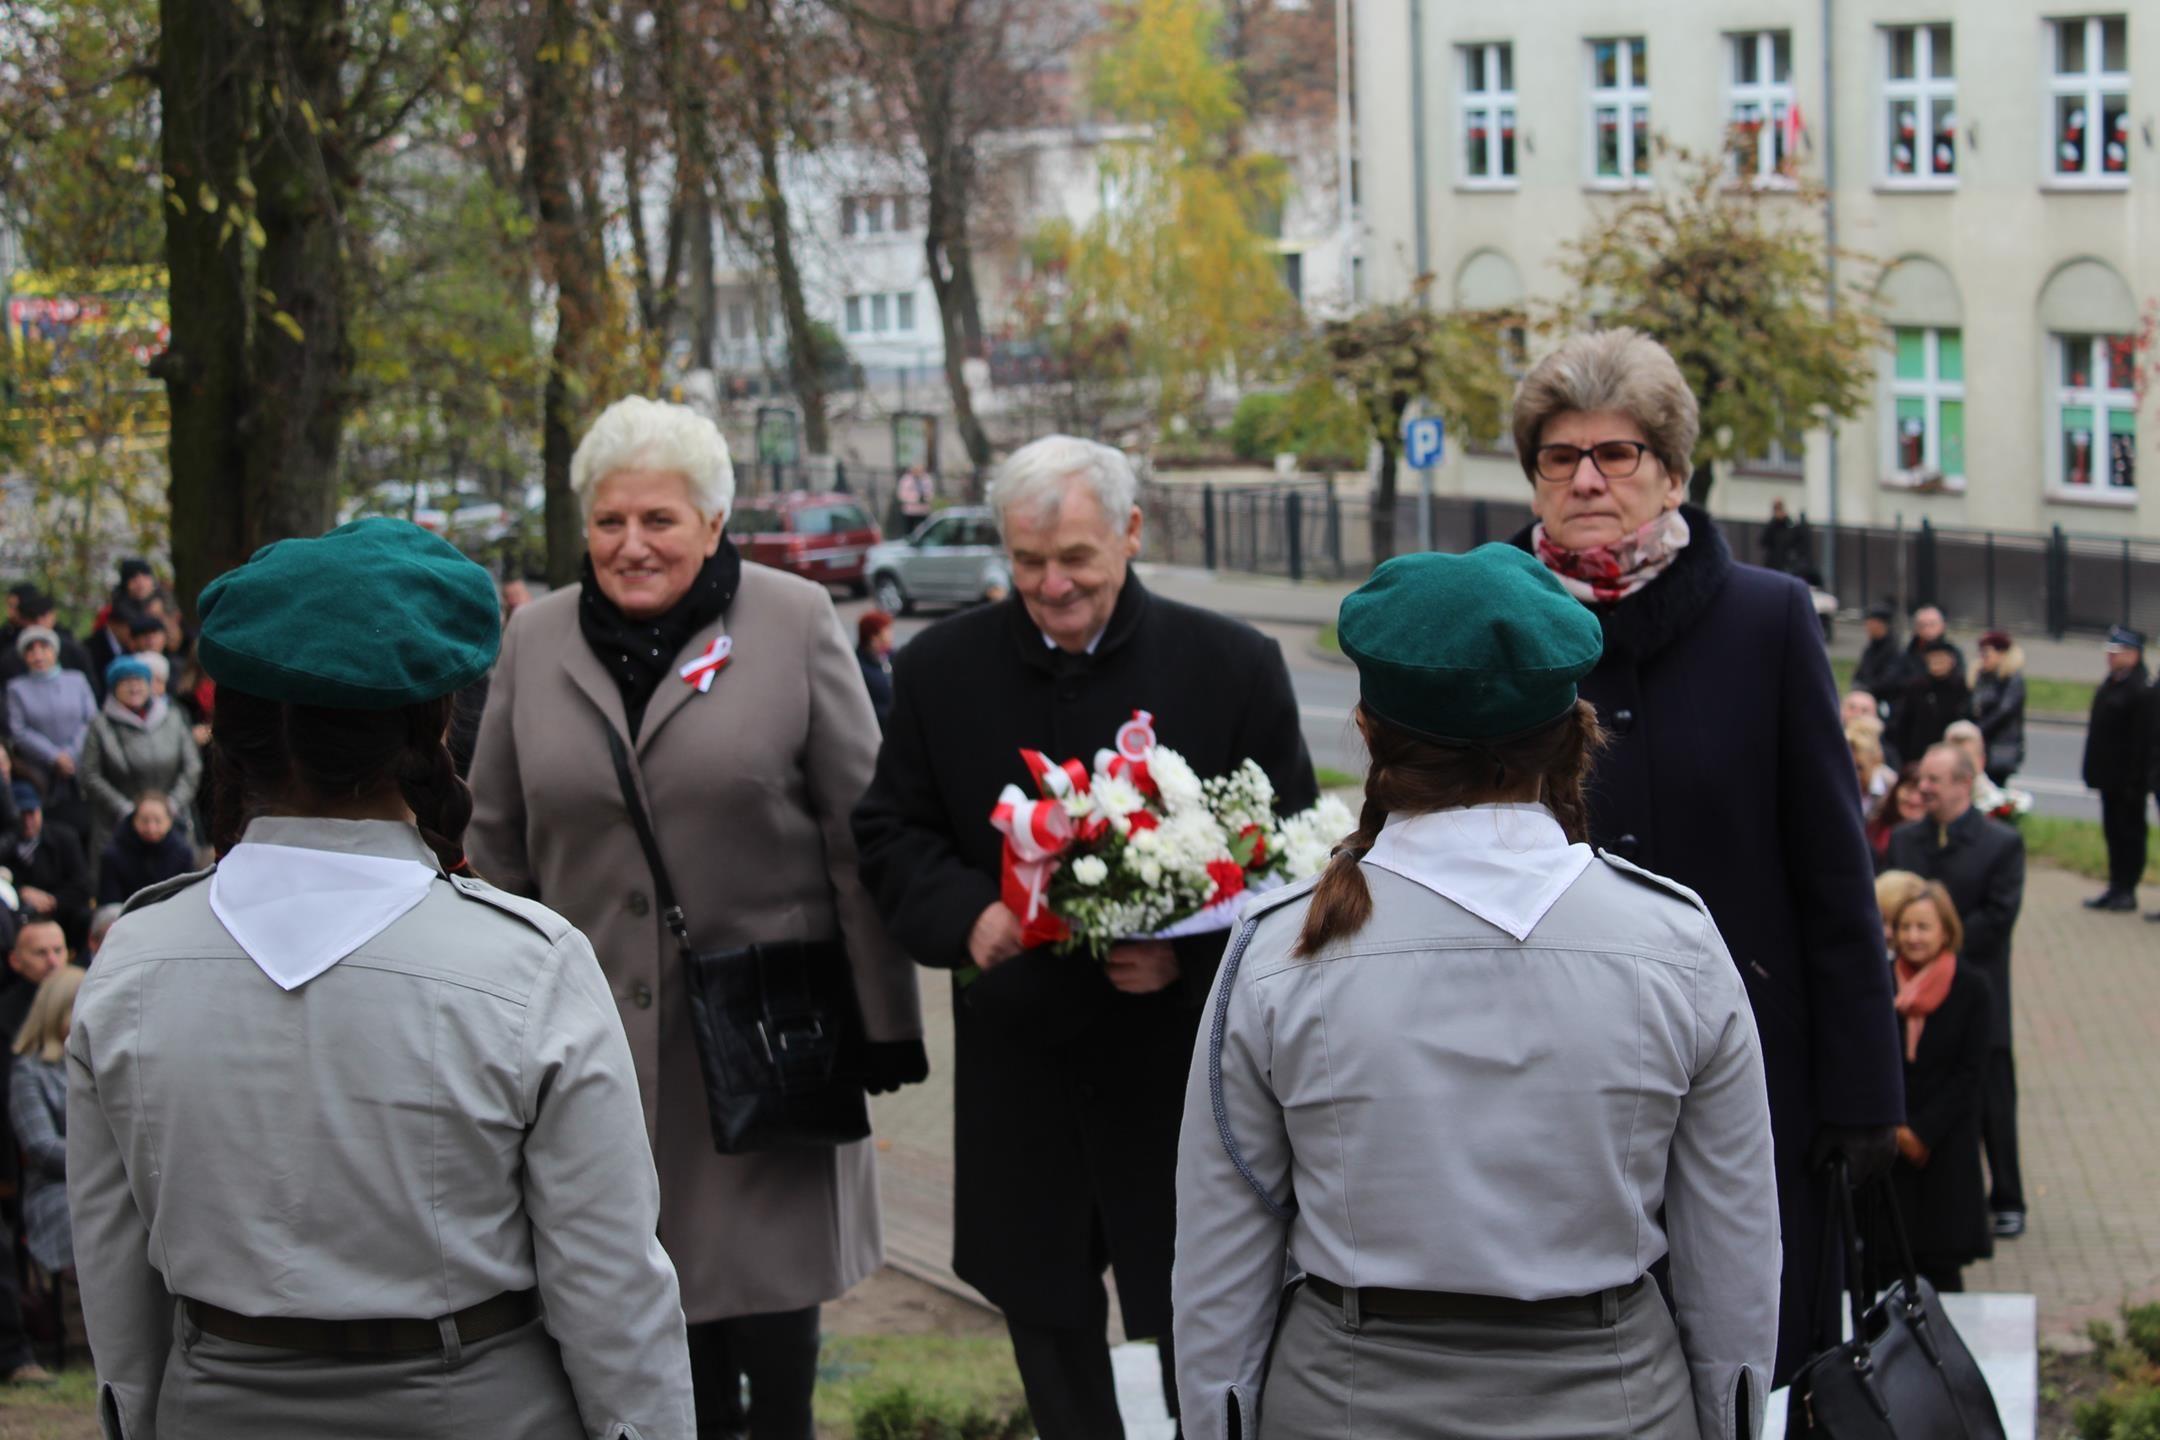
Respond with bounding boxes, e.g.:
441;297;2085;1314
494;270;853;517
850;598;2103;823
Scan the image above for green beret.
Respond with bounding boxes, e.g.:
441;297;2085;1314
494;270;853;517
1337;544;1604;742
198;518;501;709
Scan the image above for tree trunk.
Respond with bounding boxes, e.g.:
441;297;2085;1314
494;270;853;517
687;179;716;372
154;0;251;616
1689;458;1716;509
245;0;351;550
527;0;603;586
920;101;992;468
1370;443;1400;562
747;7;827;456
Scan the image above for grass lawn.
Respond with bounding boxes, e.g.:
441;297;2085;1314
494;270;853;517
0;1367;101;1440
2020;814;2160;887
1315;622;1339;654
1314;765;1360;790
1830;658;2095;716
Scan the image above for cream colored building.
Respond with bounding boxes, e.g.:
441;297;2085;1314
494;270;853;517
1352;0;2160;543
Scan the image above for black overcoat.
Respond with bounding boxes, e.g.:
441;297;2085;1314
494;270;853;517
1516;508;1905;1384
9;820;92;951
1890;966;1994;1274
2083;665;2154;793
1851;634;1905;701
851;576;1316;1335
1886;810;2025;1048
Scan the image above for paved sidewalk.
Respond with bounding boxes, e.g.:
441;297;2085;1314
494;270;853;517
874;863;2160;1354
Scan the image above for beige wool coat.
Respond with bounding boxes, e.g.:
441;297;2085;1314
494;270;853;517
467;563;921;1322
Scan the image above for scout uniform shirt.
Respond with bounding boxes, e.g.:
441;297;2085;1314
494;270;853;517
67;817;692;1440
1173;804;1781;1440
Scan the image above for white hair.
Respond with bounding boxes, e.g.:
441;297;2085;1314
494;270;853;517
138;651;170;683
570;396;736;521
988;435;1138;535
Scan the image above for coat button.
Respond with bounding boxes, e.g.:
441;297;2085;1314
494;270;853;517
1613;834;1640;857
1611;707;1636;735
627;890;650;917
633;983;654;1009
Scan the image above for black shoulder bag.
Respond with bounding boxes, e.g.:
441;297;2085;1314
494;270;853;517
1789;1159;2006;1438
607;728;872;1154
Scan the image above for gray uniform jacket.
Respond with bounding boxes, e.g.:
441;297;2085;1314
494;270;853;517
1175;853;1780;1440
66;818;694;1440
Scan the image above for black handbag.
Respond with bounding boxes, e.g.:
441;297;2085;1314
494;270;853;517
606;729;872;1154
1788;1159;2007;1439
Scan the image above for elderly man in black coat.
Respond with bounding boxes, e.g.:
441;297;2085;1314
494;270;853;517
853;435;1315;1439
1888;742;2028;1236
1509;328;1904;1385
2081;626;2153;913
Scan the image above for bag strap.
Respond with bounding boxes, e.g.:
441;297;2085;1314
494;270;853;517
605;727;693;948
1208;916;1297;1221
1826;1158;1874;1342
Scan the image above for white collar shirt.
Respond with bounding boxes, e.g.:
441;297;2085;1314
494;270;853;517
1359;803;1595;940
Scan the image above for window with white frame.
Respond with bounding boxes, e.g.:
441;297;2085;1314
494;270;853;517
1727;32;1795;180
2049;17;2129;181
2054;333;2136;491
843;291;917;337
1588;38;1651;183
1884;24;1956;181
1744;431;1806;475
1887;328;1965;485
1460;43;1517;184
841;194;914;238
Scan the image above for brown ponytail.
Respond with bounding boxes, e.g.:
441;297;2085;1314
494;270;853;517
1294;700;1608;957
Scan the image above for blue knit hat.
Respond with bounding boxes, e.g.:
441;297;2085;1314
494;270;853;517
105;655;154;690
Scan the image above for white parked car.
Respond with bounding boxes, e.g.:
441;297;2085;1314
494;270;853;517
865;507;1010;615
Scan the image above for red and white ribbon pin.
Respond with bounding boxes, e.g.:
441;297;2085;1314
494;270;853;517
679;635;733;692
1115;709;1156;760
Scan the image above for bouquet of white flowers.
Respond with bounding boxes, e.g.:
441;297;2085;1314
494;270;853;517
988;710;1356;960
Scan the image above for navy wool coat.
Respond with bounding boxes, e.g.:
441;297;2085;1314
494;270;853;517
1519;508;1905;1382
852;577;1317;1336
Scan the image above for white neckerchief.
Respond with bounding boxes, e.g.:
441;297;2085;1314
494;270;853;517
1360;804;1593;941
209;842;437;991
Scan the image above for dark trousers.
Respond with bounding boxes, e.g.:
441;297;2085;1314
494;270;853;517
1920;1265;1965;1294
1005;1285;1180;1440
2100;787;2149;895
1982;1046;2024;1214
0;1210;30;1374
686;1306;821;1440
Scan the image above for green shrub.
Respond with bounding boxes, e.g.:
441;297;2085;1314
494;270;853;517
2124;1305;2160;1367
1228;392;1288;461
852;1384;1032;1440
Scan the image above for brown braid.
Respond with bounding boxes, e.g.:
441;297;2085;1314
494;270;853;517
395;699;474;873
1295;700;1608;957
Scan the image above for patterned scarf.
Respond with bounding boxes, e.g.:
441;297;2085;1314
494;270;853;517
1532;509;1693;606
1892;950;1958;1062
578;541;741;738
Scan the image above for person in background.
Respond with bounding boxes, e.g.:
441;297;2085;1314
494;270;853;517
1892;638;1972;765
0;592;95;690
1971;631;2027;786
1852;603;1905;700
138;649;171;698
126;599;175;659
1867;765;1928;873
81;654;202;865
1759;498;1797;574
1944;721;2010;820
1845;688;1900;768
97;791;196;906
1888;742;2028;1240
0;919;66;1386
856;610;896;731
84;903;122;961
469;397;924;1440
83;603;130;683
854;434;1316;1438
2082;625;2153;914
1848;721;1895;806
111;557;168;619
1175;547;1778;1440
1506;327;1902;1384
501;577;533;619
5;784;92;952
1906;605;1960;674
1874;869;1927;958
10;963;84;1280
1882;882;1993;1295
7;624;98;837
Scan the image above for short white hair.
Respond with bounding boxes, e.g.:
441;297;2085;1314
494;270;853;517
570;396;736;521
138;651;170;683
989;435;1138;535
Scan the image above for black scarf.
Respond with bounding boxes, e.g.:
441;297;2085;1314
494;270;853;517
578;541;741;737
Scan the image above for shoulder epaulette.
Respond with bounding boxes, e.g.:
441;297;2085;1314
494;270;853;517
1597;850;1713;920
444;874;573;943
118;866;214;915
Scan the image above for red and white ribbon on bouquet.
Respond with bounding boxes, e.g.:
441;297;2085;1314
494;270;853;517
989;782;1074;948
1021;748;1091;801
679;635;733;692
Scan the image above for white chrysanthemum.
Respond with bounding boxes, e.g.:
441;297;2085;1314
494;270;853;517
1135;857;1164;888
1071;855;1109;887
1276;795;1357;879
1091;775;1148;823
1060;793;1094;820
1148;747;1205;813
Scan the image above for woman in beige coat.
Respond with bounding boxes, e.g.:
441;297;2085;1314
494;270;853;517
469;397;924;1440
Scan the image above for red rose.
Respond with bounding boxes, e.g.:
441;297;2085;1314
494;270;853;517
1206;858;1247;908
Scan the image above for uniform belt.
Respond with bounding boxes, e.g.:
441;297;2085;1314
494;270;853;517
1303;1275;1641;1323
182;1288;540;1357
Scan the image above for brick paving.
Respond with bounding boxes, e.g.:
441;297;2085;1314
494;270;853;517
872;863;2160;1352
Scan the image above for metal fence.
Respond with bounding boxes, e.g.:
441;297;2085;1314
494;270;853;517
1138;479;2160;639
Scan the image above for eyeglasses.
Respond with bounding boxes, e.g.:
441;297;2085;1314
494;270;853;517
1533;440;1654;485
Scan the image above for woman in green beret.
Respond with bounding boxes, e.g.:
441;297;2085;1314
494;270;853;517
1173;545;1780;1440
66;519;693;1440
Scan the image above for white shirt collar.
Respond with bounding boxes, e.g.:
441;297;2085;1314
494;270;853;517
1360;804;1593;941
1041;627;1104;656
210;841;437;991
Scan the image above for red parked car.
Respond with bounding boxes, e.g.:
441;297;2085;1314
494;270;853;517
725;492;882;594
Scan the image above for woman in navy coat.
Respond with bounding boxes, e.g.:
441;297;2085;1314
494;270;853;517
1511;328;1906;1383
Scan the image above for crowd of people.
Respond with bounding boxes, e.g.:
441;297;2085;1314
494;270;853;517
0;328;2058;1438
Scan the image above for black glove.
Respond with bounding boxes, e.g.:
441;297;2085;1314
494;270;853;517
860;1038;930;1096
1810;1123;1898;1186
